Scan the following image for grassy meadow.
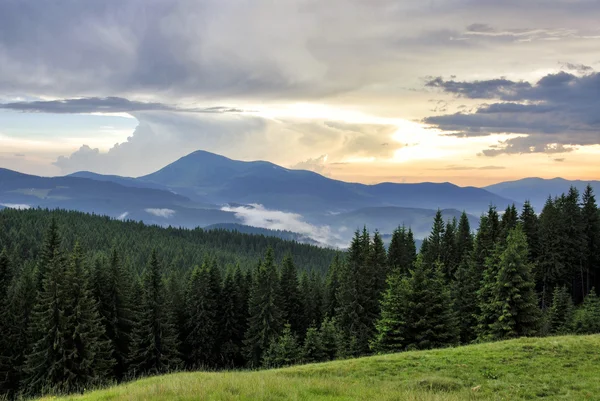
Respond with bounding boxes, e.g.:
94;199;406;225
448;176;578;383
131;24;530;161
38;335;600;401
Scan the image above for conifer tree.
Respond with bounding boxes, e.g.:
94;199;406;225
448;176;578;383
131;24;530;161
319;318;339;361
302;326;326;363
262;324;301;368
572;289;600;334
401;258;458;350
490;227;540;339
185;260;220;368
452;257;479;344
548;286;574;335
581;185;600;296
441;218;458;281
500;204;519;243
36;217;61;291
94;249;134;381
372;272;409;353
538;197;566;308
387;226;417;277
455;212;473;263
519;201;540;264
370;230;388;307
422;210;445;267
129;250;181;377
324;253;342;318
61;243;114;392
335;230;374;356
244;248;283;367
558;187;586;303
279;255;303;334
23;247;67;396
219;266;246;367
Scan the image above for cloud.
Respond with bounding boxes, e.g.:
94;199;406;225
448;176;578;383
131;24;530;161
0;97;243;114
117;212;130;220
424;71;600;156
221;203;346;248
432;164;506;171
290;155;329;175
53;112;400;176
0;203;31;210
145;208;175;218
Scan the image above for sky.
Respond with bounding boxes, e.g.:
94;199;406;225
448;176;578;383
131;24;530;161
1;0;599;186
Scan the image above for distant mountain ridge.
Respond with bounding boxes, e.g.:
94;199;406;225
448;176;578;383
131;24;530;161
484;177;600;210
4;150;592;247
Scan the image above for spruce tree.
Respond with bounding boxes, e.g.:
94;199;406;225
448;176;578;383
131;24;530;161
441;217;458;281
490;227;540;339
372;272;409;353
23;247;67;396
302;326;326;363
244;248;283;367
262;324;301;368
500;204;519;243
129;250;181;377
279;255;303;334
335;230;374;356
452;257;479;344
520;201;540;264
548;286;574;335
572;289;600;334
538;197;566;308
422;210;445;267
370;230;388;309
319;318;339;361
455;212;473;263
93;249;134;381
36;217;61;291
219;266;246;367
0;261;37;398
581;185;600;296
185;260;220;368
402;258;458;350
324;253;342;318
61;243;114;392
387;226;417;277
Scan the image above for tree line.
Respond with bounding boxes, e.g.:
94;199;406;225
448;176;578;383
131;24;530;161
0;185;599;398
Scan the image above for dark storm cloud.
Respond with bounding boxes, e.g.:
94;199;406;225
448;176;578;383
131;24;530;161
424;71;600;155
0;97;243;114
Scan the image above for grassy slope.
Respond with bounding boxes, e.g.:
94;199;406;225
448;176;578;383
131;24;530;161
41;335;600;401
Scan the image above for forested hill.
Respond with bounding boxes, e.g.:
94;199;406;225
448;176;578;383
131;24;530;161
0;208;338;274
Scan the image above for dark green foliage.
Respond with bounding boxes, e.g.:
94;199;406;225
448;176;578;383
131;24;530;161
324;253;342;318
500;204;519;243
185;260;220;368
319;318;339;361
372;272;408;353
387;225;417;277
244;248;283;367
262;324;301;368
455;212;473;262
370;231;388;308
93;250;134;381
279;255;303;334
386;258;458;351
60;243;114;392
421;210;445;267
128;251;181;377
301;326;326;363
519;201;540;264
490;227;540;339
572;289;600;334
452;257;479;344
218;265;248;367
582;185;600;296
441;218;458;281
538;197;565;309
548;286;574;335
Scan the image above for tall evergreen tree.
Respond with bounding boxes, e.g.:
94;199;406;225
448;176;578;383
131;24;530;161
370;230;388;307
23;246;67;396
185;260;220;368
490;227;540;339
244;248;283;367
219;265;246;367
538;197;565;308
441;218;458;281
372;272;409;353
279;255;303;334
519;201;540;264
422;210;445;267
93;249;134;381
262;324;301;368
324;253;342;318
581;185;600;296
301;326;326;363
61;243;114;392
548;286;574;335
129;250;181;377
452;257;479;344
36;217;61;291
455;212;473;263
500;204;519;243
387;226;416;277
558;187;586;303
0;261;37;398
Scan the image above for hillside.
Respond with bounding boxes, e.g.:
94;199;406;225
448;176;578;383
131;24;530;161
0;208;337;274
40;335;600;401
484;177;600;210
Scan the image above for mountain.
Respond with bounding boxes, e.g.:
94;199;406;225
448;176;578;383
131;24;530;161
484;177;600;210
137;150;518;214
323;207;480;240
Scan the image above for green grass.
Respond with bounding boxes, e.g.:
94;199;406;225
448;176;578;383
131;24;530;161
40;335;600;401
